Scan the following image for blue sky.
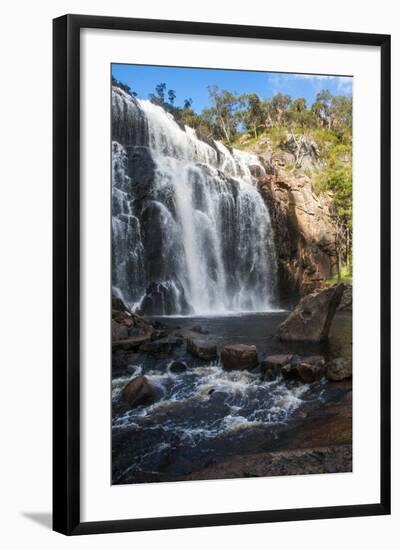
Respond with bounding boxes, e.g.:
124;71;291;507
112;64;352;114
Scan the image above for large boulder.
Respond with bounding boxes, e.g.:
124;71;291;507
112;294;130;314
122;375;154;407
278;284;344;342
140;336;182;355
326;357;352;381
112;294;153;349
112;320;129;341
296;358;325;383
190;325;209;335
260;354;293;381
221;344;258;370
281;355;325;383
112;334;152;351
168;360;188;373
150;329;168;340
186;337;217;361
138;280;192;316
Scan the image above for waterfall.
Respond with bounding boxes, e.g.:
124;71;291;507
112;86;277;315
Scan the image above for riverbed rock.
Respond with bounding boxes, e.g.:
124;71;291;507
191;325;209;335
122;375;155;407
221;344;258;370
278;284;344;342
150;329;168;340
112;334;151;351
138;280;192;316
260;354;293;380
326;357;352;381
187;337;218;360
112;294;153;350
186;445;352;481
281;355;325;382
273;388;352;450
111;309;153;351
296;358;325;383
140;336;182;355
112;294;130;314
112;320;129;341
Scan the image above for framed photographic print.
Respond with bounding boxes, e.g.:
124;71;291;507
53;14;391;535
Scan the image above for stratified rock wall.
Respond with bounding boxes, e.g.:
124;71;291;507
257;163;339;300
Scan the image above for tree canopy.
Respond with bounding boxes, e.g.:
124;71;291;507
112;76;352;144
112;75;137;98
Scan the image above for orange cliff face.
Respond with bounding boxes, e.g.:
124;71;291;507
256;163;339;299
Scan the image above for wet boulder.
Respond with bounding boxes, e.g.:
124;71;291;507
281;355;325;383
296;358;325;383
190;325;209;335
326;357;352;381
111;294;153;350
112;320;129;341
187;337;217;361
112;334;152;351
112;349;131;369
138;280;193;316
112;323;152;349
112;294;130;315
221;344;258;371
278;284;344;342
260;354;293;380
122;375;155;407
141;336;182;355
169;360;188;373
150;329;168;341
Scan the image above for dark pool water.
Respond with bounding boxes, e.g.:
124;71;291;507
112;311;352;484
155;310;352;359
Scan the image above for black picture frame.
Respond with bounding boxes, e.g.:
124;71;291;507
53;14;391;535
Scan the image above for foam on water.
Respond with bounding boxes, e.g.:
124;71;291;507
112;363;310;436
111;356;323;483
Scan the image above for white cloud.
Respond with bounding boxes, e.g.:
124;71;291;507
336;76;353;95
266;72;352;98
291;74;353;95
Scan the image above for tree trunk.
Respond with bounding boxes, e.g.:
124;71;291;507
220;117;230;143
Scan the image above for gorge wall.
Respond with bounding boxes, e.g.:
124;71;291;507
240;133;339;301
257;166;339;301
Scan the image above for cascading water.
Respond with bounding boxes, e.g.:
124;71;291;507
112;86;277;315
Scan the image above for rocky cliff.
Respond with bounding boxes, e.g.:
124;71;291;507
244;134;340;301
